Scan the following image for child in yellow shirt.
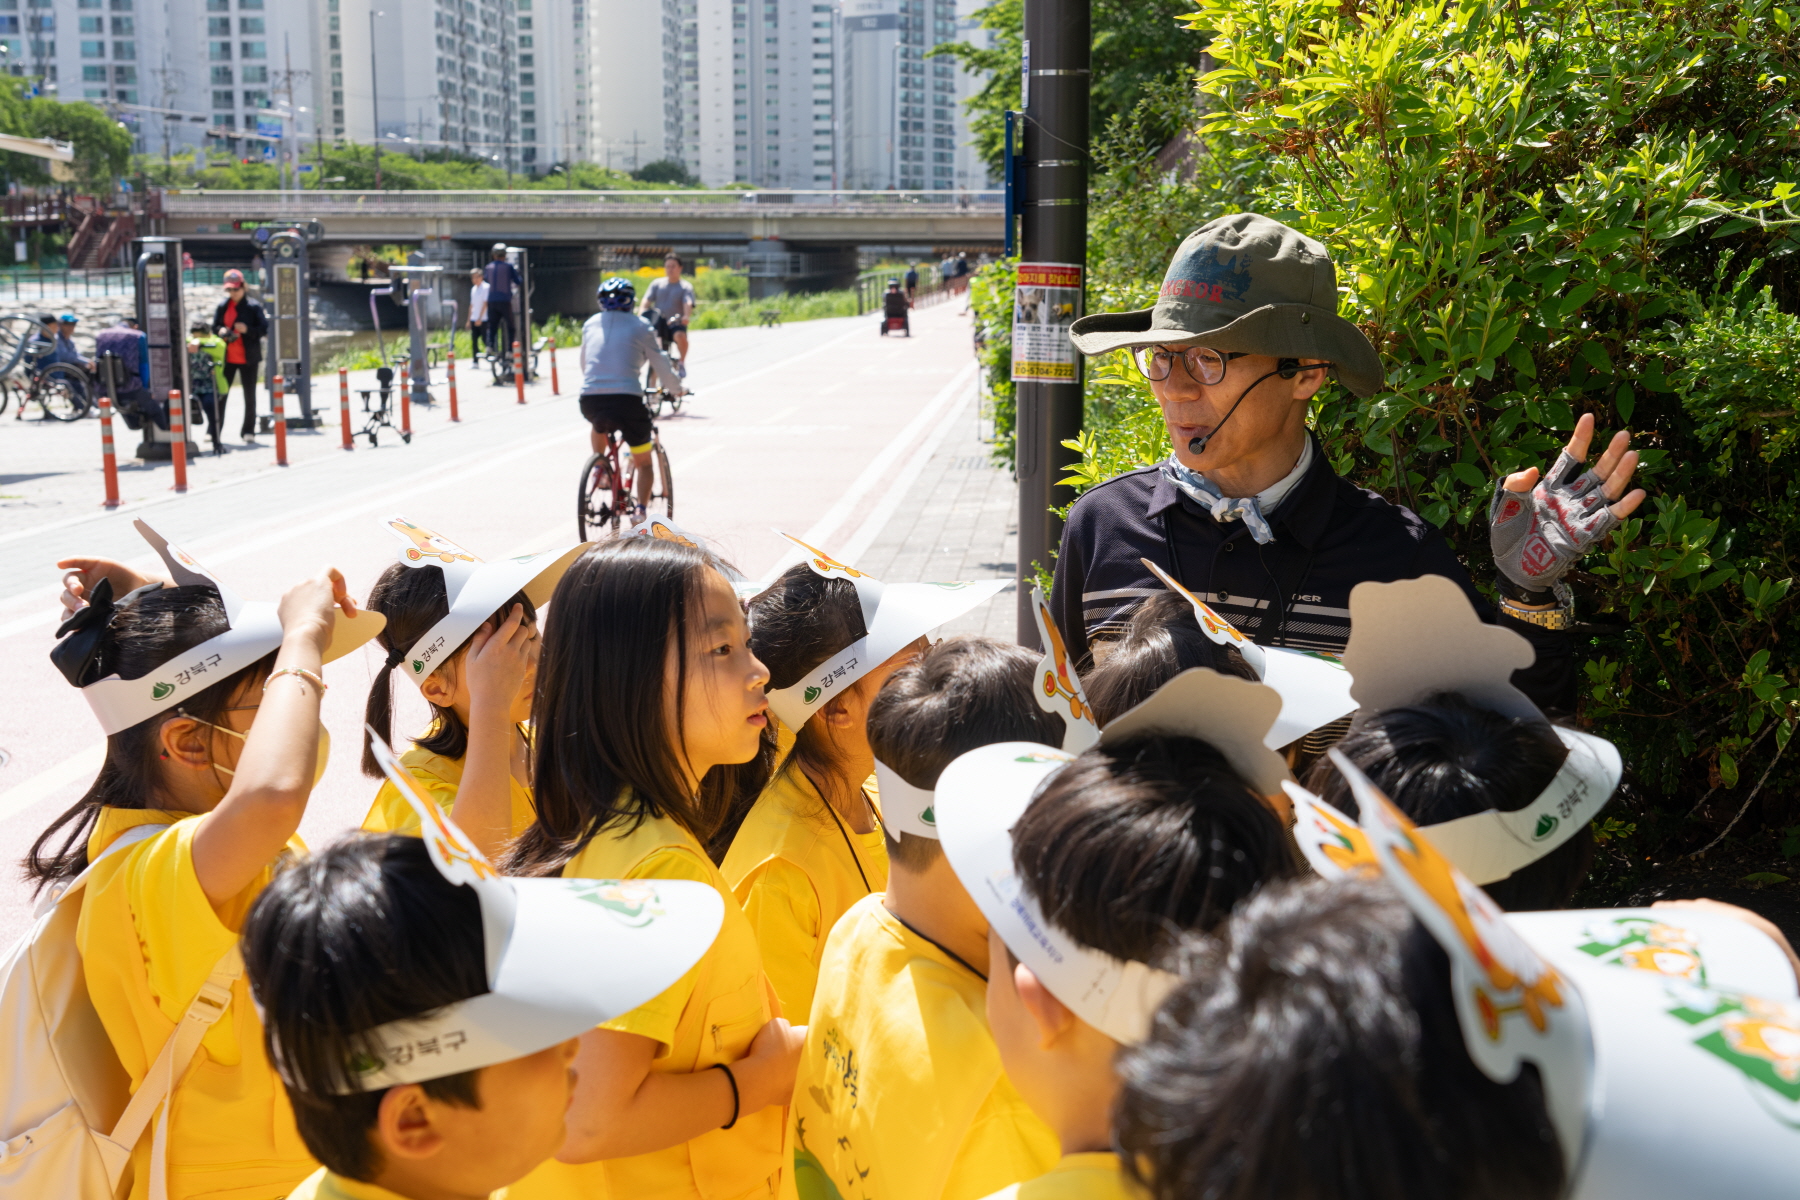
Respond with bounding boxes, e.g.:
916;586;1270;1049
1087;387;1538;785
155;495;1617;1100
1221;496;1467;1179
502;537;804;1200
722;542;1005;1020
791;636;1064;1200
245;801;726;1200
932;670;1302;1200
361;517;584;857
40;526;382;1200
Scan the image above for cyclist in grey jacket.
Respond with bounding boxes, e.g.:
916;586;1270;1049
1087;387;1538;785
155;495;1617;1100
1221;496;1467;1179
579;277;684;517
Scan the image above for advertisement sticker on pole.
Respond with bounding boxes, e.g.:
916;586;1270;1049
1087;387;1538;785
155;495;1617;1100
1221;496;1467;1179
1010;262;1083;383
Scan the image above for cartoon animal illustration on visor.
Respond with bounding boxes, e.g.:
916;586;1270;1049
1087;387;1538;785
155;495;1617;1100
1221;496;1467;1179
388;516;480;565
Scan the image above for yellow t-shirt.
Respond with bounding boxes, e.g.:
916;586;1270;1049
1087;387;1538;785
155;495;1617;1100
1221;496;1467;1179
792;895;1057;1200
286;1165;508;1199
980;1154;1138;1200
510;807;784;1200
361;738;536;838
77;807;316;1200
722;765;888;1020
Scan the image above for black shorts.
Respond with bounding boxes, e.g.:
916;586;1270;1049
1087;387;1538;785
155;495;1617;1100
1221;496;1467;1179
580;393;654;453
653;314;688;342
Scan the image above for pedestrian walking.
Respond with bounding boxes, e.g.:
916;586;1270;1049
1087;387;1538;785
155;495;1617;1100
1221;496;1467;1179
467;267;491;361
212;267;268;442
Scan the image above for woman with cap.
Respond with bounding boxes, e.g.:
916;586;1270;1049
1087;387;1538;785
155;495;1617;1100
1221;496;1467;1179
212;268;267;443
1055;213;1648;715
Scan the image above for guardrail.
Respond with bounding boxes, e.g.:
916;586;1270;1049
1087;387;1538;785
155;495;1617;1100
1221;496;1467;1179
160;188;1005;217
0;266;240;301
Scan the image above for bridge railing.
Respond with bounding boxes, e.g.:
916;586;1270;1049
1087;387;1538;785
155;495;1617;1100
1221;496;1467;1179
160;188;1005;216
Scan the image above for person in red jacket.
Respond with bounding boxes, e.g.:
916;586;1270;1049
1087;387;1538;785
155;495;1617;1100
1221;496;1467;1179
212;268;268;442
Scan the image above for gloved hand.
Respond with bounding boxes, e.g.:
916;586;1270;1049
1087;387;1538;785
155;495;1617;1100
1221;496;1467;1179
1490;413;1645;595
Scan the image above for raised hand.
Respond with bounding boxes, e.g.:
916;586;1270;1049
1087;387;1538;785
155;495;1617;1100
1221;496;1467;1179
1490;413;1648;595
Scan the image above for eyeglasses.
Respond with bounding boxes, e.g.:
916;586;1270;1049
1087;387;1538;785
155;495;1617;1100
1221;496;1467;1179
1131;345;1247;384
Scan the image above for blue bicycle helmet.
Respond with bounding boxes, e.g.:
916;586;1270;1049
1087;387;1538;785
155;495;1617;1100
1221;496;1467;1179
597;276;636;311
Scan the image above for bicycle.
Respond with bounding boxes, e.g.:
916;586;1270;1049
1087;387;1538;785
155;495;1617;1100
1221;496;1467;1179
641;306;688;415
643;372;688;418
576;420;674;539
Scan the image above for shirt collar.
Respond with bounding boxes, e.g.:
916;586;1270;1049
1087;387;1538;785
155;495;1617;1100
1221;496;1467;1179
1146;432;1335;548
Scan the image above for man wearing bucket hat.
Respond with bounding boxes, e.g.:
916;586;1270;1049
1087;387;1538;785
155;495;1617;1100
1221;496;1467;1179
1055;213;1646;713
212;267;267;442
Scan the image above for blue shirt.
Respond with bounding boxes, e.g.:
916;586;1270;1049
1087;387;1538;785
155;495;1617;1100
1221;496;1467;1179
580;310;680;397
483;260;522;302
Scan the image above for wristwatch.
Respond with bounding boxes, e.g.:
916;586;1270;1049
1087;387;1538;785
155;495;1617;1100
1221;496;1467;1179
1497;579;1574;630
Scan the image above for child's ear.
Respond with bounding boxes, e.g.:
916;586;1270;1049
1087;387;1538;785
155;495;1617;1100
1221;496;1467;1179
158;715;213;769
820;693;855;729
375;1084;446;1161
1014;962;1076;1050
418;661;457;708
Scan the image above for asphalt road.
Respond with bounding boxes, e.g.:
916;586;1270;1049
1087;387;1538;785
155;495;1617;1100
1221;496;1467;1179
0;300;987;943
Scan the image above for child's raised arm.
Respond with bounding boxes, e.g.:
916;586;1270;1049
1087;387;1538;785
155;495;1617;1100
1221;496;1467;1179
558;1019;805;1163
191;568;354;906
451;602;535;858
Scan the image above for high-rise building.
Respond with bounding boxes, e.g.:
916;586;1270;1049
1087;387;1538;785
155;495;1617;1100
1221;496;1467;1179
839;0;962;190
693;0;835;188
582;0;683;171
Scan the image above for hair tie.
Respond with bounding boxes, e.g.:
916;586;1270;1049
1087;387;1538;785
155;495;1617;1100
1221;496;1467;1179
384;643;408;669
50;578;164;687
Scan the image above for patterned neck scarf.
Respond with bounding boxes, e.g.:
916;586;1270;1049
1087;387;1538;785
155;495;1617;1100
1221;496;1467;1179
1160;438;1314;546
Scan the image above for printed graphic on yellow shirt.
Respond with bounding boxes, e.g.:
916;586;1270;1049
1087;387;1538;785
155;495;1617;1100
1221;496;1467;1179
796;1025;869;1200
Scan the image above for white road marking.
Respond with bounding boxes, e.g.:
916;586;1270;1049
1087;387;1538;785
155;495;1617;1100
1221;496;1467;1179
0;742;104;827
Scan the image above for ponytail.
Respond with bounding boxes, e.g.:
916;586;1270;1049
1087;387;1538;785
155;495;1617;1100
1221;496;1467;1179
360;641;410;777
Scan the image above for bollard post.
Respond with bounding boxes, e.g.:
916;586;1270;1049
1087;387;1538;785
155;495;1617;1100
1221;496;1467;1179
272;375;289;467
513;340;525;404
98;397;120;508
339;367;354;450
168;390;188;493
447;347;460;421
400;362;412;435
549;341;560;395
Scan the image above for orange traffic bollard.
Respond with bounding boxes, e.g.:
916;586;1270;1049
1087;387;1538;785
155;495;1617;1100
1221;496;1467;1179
400;362;412;435
339;367;353;450
272;375;289;467
549;341;560;395
447;347;460;421
513;340;526;404
168;389;188;493
98;397;119;508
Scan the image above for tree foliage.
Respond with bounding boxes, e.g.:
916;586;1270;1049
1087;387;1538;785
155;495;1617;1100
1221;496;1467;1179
0;82;132;188
140;142;694;190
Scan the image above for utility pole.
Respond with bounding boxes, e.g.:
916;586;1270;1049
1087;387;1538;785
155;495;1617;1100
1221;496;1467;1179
1013;0;1088;647
625;129;644;171
369;9;384;189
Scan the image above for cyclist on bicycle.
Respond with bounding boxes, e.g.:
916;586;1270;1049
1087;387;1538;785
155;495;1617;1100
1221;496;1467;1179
640;253;695;376
581;276;684;521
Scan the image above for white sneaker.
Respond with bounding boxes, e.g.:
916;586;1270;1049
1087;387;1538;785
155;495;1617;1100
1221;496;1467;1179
674;360;687;379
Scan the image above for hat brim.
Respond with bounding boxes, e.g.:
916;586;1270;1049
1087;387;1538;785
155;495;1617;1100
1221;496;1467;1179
1068;302;1384;398
399;543;586;683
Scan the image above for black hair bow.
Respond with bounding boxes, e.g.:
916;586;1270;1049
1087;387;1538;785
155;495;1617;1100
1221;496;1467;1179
50;578;163;687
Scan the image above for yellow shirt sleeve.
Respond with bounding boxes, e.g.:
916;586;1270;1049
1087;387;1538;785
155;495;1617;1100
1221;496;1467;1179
737;857;823;1022
362;762;461;834
597;844;718;1053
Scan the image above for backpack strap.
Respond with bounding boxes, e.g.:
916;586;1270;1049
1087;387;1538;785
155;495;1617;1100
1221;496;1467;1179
106;946;244;1200
32;821;165;919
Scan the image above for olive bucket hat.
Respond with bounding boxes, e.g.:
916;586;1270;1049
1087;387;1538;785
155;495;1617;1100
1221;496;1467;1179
1067;212;1384;397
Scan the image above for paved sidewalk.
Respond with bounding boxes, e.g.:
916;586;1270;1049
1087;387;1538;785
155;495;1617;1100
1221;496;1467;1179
856;379;1020;641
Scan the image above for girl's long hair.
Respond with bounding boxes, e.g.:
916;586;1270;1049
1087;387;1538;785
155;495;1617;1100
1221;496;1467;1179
360;561;534;776
27;583;273;890
503;538;759;876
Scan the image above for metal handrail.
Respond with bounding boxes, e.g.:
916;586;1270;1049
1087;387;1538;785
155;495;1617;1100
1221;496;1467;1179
160;188;1005;215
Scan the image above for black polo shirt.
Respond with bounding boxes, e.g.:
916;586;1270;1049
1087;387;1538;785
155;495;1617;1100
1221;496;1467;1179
1049;436;1575;713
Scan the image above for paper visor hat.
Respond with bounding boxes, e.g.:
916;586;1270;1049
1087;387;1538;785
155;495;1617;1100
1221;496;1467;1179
353;733;725;1091
72;519;385;736
1293;752;1800;1199
762;533;1005;730
382;515;586;684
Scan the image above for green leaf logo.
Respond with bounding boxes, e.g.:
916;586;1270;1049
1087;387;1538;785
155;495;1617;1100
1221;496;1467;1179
1533;814;1559;841
151;681;174;700
919;805;936;826
803;686;821;704
412;660;425;674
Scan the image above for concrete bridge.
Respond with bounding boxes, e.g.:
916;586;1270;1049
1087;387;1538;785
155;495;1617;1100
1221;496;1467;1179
157;189;1005;301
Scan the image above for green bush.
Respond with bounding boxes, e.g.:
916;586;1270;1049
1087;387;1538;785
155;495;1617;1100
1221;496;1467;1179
1029;0;1800;876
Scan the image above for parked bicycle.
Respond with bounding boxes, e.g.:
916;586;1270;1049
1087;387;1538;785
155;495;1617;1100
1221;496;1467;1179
1;338;92;421
576;421;673;539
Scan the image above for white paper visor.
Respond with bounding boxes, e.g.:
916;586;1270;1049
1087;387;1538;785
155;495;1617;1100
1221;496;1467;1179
399;544;585;684
348;876;724;1091
765;580;1007;729
874;758;938;839
934;742;1179;1044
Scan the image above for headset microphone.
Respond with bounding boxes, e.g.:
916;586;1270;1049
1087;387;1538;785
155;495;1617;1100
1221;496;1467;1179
1185;358;1331;457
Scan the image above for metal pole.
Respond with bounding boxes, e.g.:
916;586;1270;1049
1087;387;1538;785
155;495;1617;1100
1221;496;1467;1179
1014;0;1089;648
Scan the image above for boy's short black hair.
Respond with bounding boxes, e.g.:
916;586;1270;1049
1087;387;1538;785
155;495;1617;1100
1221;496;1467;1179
1117;876;1565;1200
1302;692;1593;910
867;636;1064;871
243;834;489;1182
1084;591;1258;725
1010;732;1298;965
